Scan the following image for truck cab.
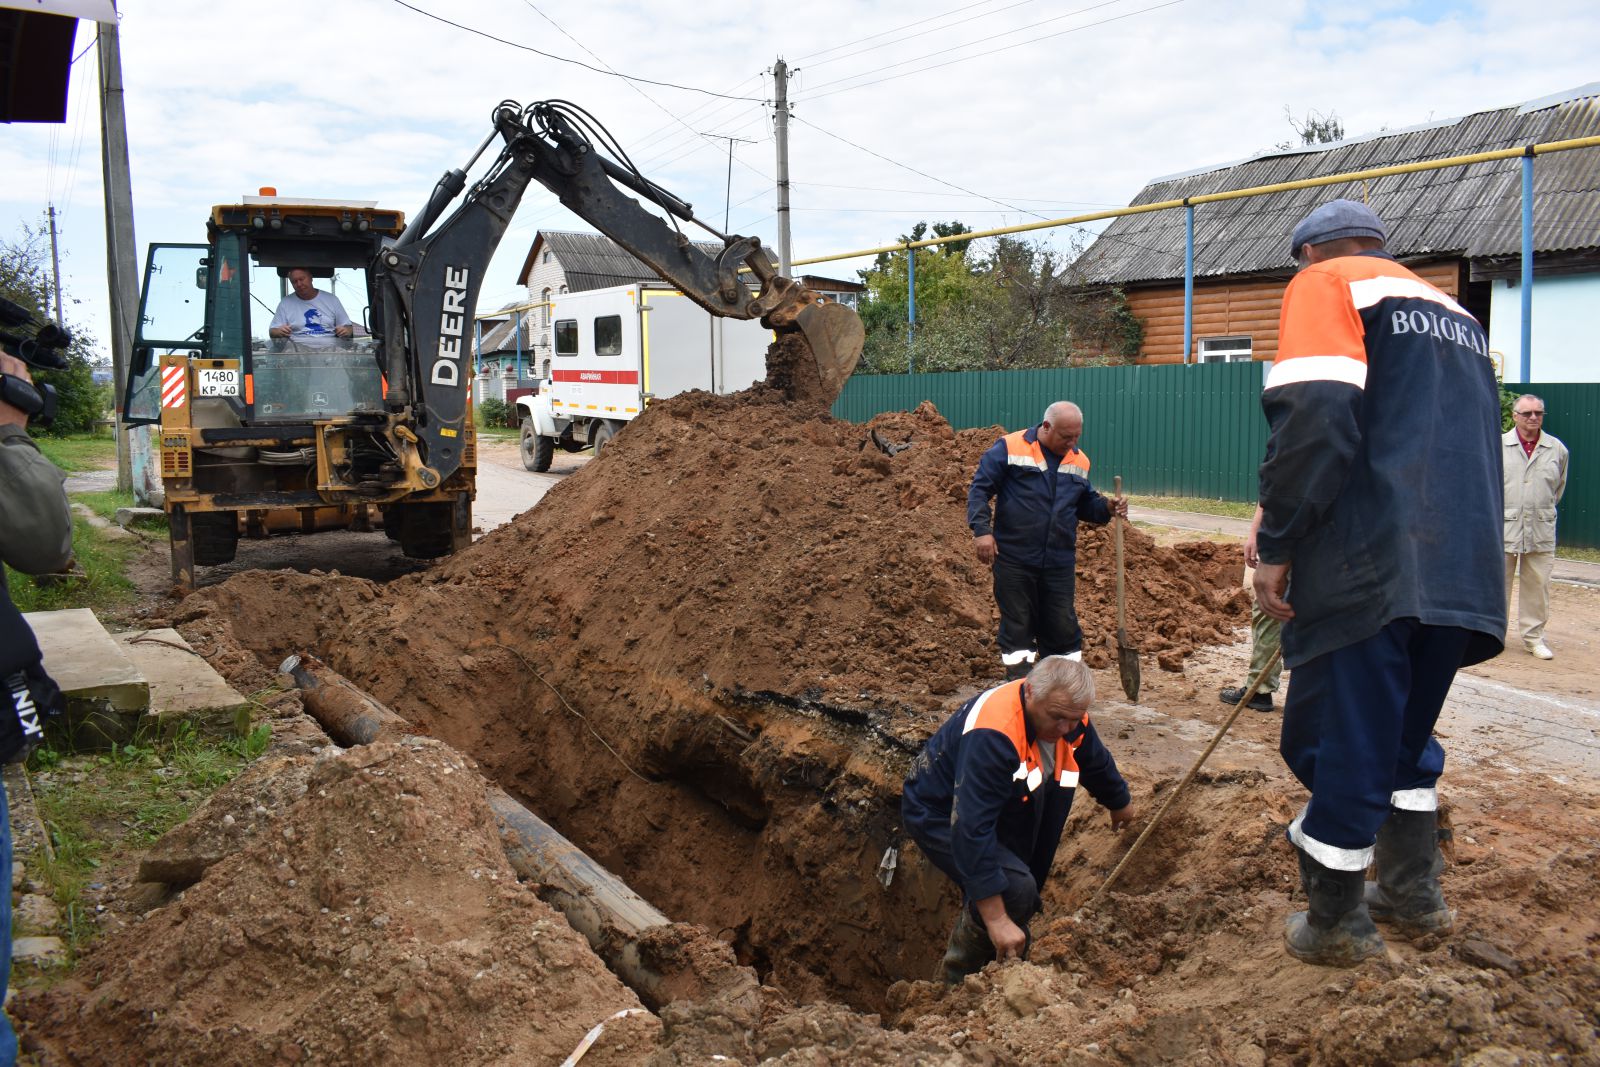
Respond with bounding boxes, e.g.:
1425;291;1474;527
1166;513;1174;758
516;282;771;471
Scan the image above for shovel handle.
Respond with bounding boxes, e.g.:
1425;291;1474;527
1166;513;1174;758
1114;475;1125;631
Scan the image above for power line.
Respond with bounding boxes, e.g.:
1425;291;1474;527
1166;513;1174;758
788;114;1186;262
793;179;1120;206
390;0;762;101
519;0;769;178
792;0;1013;64
803;0;1186;102
802;0;1050;72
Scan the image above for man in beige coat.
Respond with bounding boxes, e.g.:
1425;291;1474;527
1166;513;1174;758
1503;394;1570;659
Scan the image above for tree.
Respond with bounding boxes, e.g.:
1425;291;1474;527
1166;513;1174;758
1276;107;1346;151
852;224;1143;374
0;219;105;434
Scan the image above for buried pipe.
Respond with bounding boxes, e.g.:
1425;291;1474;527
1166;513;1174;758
278;652;753;1010
279;654;410;745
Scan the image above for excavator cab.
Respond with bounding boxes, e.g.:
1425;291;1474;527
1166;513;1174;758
124;196;474;591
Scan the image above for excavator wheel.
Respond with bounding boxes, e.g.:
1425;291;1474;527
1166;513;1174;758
191;510;240;566
520;419;553;472
394;502;455;559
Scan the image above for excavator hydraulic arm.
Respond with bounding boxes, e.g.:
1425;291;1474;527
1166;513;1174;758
372;100;862;488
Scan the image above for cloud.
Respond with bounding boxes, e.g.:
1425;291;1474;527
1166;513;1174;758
4;0;1598;357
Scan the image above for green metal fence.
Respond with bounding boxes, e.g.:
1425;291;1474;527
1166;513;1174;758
835;362;1270;501
834;366;1598;550
1521;384;1599;551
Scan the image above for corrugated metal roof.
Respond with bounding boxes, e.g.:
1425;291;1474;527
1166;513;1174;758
478;311;534;355
1077;84;1600;285
537;230;748;292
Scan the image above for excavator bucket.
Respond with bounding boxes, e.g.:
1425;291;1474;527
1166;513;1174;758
792;300;864;405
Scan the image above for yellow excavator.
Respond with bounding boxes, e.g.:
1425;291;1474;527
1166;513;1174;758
122;99;863;591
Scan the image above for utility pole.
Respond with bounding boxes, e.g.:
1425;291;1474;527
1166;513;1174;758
700;132;756;232
771;58;793;276
97;6;148;499
47;204;65;323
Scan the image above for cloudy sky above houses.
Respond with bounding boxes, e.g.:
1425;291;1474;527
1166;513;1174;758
4;0;1598;357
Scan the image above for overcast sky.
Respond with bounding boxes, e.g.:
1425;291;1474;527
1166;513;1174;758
4;0;1598;360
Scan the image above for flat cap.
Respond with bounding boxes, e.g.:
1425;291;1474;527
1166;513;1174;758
1289;199;1387;259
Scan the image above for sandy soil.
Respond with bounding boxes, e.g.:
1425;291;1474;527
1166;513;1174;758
27;369;1600;1065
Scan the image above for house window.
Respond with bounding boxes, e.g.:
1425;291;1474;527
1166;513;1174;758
1198;336;1253;363
542;251;551;264
541;287;551;327
554;319;578;356
594;315;623;357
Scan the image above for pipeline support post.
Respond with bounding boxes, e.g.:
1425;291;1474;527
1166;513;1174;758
1183;201;1195;365
905;243;917;372
1520;147;1534;383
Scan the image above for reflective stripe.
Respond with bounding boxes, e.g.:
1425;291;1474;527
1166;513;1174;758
1062;650;1082;662
1006;454;1047;471
1390;787;1437;812
962;684;1008;734
1010;761;1043;792
1000;649;1037;666
1288;809;1374;872
1348;275;1469;317
1265;354;1368;391
1058;769;1080;788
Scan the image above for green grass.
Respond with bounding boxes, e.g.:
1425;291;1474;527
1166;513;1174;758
71;488;167;532
20;720;273;963
1557;544;1600;565
32;432;117;473
1129;495;1256;521
4;511;140;613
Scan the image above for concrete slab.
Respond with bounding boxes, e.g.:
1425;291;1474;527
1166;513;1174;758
114;505;165;528
12;936;66;968
115;628;248;725
24;607;149;747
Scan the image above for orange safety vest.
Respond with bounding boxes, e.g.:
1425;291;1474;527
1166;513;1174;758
1001;428;1090;478
960;679;1085;797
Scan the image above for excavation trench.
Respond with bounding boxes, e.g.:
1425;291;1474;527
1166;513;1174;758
284;648;946;1009
154;387;1254;1011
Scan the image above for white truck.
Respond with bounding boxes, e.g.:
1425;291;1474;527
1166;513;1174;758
515;282;773;471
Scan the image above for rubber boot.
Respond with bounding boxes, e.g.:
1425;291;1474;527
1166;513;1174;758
940;908;993;985
1003;660;1032;683
1364;809;1453;937
1285;847;1386;966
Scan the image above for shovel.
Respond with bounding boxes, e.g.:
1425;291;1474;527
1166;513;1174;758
1113;475;1140;703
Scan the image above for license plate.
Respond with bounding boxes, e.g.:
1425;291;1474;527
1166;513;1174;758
197;367;241;397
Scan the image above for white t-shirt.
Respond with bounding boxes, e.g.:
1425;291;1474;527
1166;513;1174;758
270;290;352;348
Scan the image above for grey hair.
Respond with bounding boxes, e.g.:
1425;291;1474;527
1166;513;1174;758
1041;400;1082;426
1515;394;1545;410
1027;655;1095;708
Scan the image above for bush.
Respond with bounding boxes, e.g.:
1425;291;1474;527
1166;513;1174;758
476;397;511;429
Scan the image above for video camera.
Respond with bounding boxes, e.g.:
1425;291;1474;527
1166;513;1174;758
0;294;73;430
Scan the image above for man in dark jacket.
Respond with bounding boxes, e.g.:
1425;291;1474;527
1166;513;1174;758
902;655;1134;983
967;401;1126;680
1254;200;1505;967
1;347;74;1061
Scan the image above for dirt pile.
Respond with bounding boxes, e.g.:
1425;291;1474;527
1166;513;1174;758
21;372;1600;1063
15;740;656;1066
437;389;1246;718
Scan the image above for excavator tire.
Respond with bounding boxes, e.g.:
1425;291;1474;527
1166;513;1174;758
191;510;240;566
520;419;553;473
395;502;455;560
